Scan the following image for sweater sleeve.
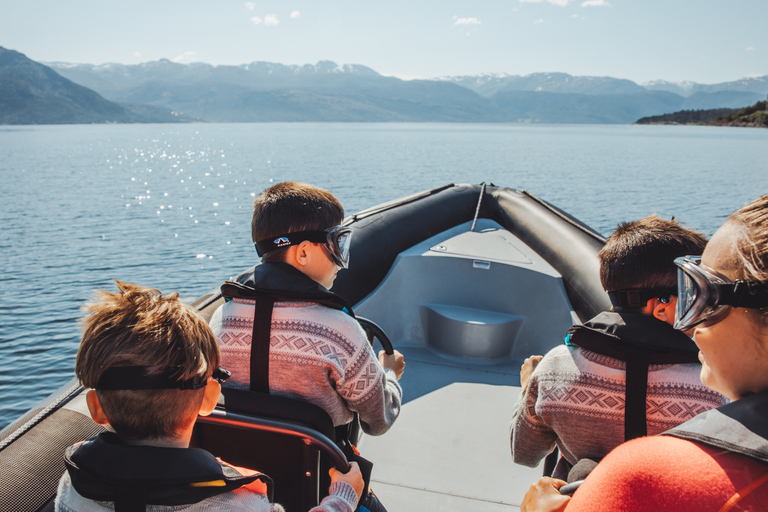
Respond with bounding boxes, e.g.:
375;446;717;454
510;371;558;468
339;323;402;436
309;481;359;512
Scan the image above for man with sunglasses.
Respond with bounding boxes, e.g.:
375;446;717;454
210;182;405;439
511;215;727;481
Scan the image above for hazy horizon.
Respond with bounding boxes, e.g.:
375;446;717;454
2;0;765;86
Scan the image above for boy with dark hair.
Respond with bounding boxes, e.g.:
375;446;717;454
56;280;362;512
510;215;728;480
210;182;404;434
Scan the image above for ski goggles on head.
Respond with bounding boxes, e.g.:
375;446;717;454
255;225;353;268
674;255;768;331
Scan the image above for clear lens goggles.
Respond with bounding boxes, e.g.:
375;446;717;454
322;225;353;269
674;255;768;331
255;226;353;269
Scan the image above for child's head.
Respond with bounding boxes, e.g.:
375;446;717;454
599;215;707;316
251;182;348;289
76;281;221;442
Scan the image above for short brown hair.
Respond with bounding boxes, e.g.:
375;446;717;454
251;182;344;263
599;214;708;293
76;281;220;441
725;194;768;323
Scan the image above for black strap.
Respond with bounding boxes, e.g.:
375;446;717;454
624;349;651;441
250;296;275;394
114;489;147;512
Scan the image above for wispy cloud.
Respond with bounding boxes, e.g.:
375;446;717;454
581;0;610;6
173;51;196;63
534;18;544;24
291;10;300;19
133;51;141;57
746;46;755;51
244;2;256;11
454;16;481;26
251;14;279;27
520;0;571;6
572;13;587;19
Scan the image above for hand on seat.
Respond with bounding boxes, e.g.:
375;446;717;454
329;461;364;501
379;350;405;380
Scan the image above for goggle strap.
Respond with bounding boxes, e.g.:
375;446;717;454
96;366;230;391
255;230;328;256
717;281;768;309
608;287;677;309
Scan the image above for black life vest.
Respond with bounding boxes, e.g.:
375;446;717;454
219;262;375;497
220;262;355;395
64;432;273;512
566;311;700;441
665;388;768;466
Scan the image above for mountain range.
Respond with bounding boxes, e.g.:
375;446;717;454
0;47;196;124
2;45;767;124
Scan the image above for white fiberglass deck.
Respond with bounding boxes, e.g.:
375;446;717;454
353;220;578;510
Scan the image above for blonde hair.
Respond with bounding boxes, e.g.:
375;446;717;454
726;194;768;323
76;281;220;440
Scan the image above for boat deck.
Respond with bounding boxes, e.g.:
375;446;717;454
359;344;544;511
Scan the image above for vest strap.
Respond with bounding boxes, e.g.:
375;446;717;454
250;296;275;394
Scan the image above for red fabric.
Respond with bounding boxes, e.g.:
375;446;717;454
566;436;768;512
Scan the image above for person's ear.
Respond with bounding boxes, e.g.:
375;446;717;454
293;241;313;267
650;297;675;325
198;379;221;417
85;389;110;426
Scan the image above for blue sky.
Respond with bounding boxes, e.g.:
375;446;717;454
2;0;766;84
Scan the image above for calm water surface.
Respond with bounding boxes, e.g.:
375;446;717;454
1;122;766;430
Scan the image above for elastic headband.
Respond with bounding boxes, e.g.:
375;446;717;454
96;366;231;391
608;287;677;309
254;230;328;257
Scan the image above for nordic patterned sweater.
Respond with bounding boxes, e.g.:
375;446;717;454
510;343;728;469
210;299;402;436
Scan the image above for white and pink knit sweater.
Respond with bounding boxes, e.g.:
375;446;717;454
210;299;402;436
510;344;728;469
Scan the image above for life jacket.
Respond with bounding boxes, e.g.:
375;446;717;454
219;262;375;499
665;388;768;466
220;262;355;395
565;311;700;441
63;432;273;512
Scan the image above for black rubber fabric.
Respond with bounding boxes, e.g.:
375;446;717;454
0;409;106;512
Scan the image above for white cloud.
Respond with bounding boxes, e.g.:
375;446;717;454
133;51;141;57
746;46;755;51
534;18;544;24
251;16;262;25
173;51;196;63
581;0;610;6
572;13;587;19
264;13;279;26
244;2;256;11
291;10;300;19
454;16;481;26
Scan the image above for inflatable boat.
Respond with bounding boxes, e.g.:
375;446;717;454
0;183;609;511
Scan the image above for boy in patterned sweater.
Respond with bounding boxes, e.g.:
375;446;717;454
210;182;405;435
510;215;728;480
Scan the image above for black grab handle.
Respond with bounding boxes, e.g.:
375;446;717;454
357;317;394;355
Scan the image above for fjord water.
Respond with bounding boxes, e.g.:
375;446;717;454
1;122;766;430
